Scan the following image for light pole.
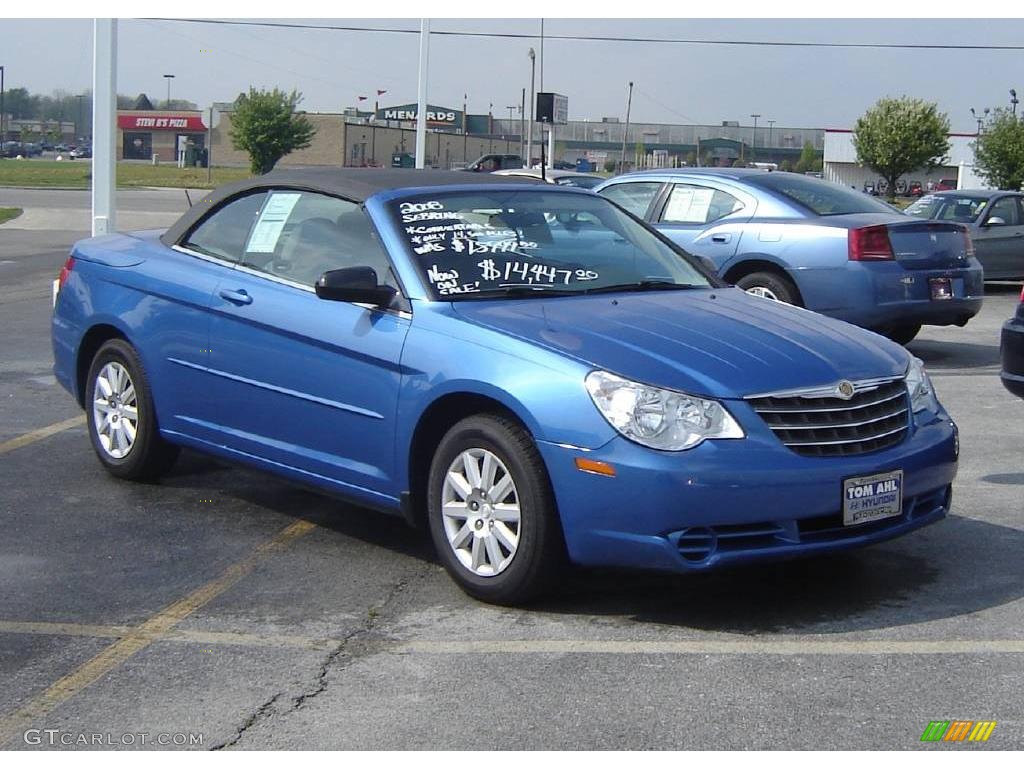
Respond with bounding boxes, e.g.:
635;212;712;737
163;74;175;107
1011;89;1019;116
506;105;516;152
0;65;5;146
527;48;536;167
620;80;633;173
750;113;760;164
970;107;989;135
488;102;493;153
76;94;85;142
462;92;468;164
767;119;775;150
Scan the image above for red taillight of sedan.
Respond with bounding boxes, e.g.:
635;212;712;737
57;256;75;291
962;228;976;260
848;225;894;261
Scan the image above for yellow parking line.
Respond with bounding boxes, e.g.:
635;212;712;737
0;620;333;650
0;518;317;747
0;415;85;456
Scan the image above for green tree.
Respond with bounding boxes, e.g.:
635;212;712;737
779;159;794;172
794;141;818;173
972;108;1024;190
230;87;315;174
852;97;950;201
603;157;617;173
684;151;697;166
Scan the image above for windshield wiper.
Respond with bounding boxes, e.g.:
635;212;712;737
462;286;578;300
582;280;705;295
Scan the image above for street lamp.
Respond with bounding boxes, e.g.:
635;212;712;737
0;65;5;146
76;94;85;142
970;107;990;135
506;105;517;152
527;48;536;167
163;74;175;107
767;119;775;150
750;113;760;164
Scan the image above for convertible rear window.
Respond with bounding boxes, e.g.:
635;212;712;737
748;173;896;216
388;189;713;299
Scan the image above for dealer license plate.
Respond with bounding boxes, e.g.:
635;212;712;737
843;470;903;527
929;277;952;300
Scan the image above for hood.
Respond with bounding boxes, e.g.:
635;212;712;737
452;288;909;399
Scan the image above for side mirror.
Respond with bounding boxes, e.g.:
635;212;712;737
983;216;1006;227
315;266;396;308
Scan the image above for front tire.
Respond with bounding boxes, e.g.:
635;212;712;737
427;414;564;604
85;339;179;480
736;271;801;305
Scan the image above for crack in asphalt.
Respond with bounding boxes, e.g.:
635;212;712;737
209;569;422;750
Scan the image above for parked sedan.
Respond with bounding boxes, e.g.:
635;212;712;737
52;168;958;604
596;169;984;345
905;191;1024;280
491;168;605;189
1001;285;1024;398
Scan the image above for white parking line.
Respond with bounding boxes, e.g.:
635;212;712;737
396;639;1024;655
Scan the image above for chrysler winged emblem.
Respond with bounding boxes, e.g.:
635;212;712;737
835;380;856;400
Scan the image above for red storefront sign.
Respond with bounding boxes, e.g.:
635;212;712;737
117;115;206;131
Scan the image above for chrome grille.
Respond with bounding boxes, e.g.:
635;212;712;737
748;379;910;457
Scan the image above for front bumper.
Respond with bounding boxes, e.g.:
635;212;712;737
538;406;958;573
1000;315;1024;398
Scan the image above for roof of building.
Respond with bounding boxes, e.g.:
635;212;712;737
161;167;544;245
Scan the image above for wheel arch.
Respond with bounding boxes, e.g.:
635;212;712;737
75;322;132;407
405;390;537;530
722;257;805;305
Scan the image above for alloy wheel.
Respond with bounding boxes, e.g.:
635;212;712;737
441;448;521;577
92;361;139;459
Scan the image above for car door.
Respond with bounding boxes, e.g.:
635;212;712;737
650;182;751;269
203;189;411;503
972;195;1024;278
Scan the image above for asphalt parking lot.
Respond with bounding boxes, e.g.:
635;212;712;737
1;192;1022;750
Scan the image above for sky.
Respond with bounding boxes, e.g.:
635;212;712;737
2;17;1023;132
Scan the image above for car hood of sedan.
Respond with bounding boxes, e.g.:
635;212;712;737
452;287;909;399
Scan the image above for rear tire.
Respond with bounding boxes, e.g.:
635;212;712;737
427;414;564;605
85;339;179;480
736;271;801;306
883;323;922;346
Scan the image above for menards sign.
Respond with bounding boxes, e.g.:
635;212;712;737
375;104;462;127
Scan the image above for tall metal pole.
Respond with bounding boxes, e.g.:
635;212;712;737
767;119;775;151
527;48;536;168
414;18;430;169
0;66;5;146
92;19;117;236
620;81;633;173
750;113;760;164
163;74;174;107
463;92;468;164
206;105;213;184
76;94;84;142
520;88;525;161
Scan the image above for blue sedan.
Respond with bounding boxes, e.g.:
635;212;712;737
596;169;984;345
52;169;958;604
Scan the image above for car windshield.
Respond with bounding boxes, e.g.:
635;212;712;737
389;189;714;299
905;194;988;223
747;172;897;216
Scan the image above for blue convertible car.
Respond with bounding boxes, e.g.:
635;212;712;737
52;169;959;603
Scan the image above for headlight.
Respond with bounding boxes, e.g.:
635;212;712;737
584;370;744;451
905;357;939;413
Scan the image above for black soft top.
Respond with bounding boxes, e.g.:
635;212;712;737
160;167;542;246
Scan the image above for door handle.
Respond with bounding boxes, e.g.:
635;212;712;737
219;288;253;306
711;233;732;243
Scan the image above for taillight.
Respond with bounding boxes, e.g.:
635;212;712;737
962;228;976;260
57;256;74;291
848;225;894;261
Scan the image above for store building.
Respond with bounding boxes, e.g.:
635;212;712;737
823;129;990;190
116;110;207;162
